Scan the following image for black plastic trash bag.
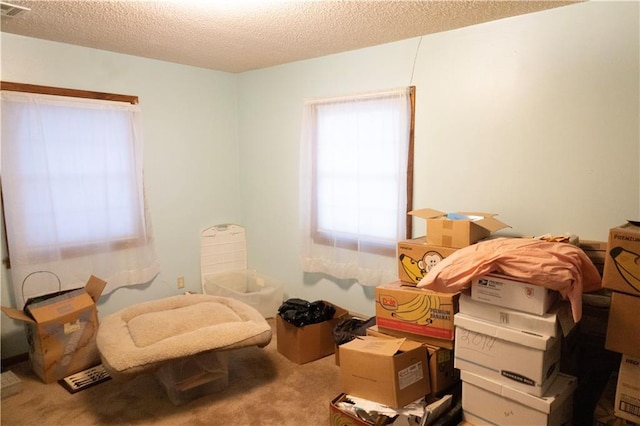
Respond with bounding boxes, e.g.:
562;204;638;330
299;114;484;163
333;316;376;345
277;298;336;327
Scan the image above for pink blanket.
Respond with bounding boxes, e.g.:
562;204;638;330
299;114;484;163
416;237;602;322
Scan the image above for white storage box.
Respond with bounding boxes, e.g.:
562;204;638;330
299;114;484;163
471;273;558;315
202;270;284;318
154;350;229;406
454;313;560;396
462;370;577;426
459;291;575;338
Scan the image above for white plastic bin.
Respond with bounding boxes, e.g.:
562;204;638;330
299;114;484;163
154;350;229;406
202;270;284;318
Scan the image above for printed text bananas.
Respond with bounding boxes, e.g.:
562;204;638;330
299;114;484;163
391;294;441;324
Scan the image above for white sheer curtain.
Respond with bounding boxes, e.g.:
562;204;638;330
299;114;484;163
1;91;160;307
299;87;411;287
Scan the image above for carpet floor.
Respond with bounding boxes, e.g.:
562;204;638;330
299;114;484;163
1;318;341;425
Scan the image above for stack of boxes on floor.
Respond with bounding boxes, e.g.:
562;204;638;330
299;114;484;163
600;222;640;425
333;209;511;423
455;272;579;425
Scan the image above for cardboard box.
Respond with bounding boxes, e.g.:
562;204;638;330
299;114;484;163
471;273;558;316
459;291;575;338
397;238;458;285
461;370;577;426
339;336;431;408
606;291;640;358
409;208;509;249
375;281;459;342
424;344;458;395
454;313;560;397
1;276;106;383
329;393;373;426
603;222;640;296
368;324;454;350
276;301;348;364
580;240;608;277
366;325;458;394
615;354;640;424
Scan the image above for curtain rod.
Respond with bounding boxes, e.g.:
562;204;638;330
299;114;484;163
304;86;413;105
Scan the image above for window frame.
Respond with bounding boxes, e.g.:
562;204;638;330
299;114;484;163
309;86;415;256
0;81;140;268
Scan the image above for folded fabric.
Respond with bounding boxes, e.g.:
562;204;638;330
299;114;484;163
416;237;602;322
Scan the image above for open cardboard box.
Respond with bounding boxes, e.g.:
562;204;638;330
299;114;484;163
366;325;458;395
1;275;107;383
339;335;431;408
410;208;509;249
276;301;348;364
329;393;374;426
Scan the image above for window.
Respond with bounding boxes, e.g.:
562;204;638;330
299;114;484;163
1;82;159;307
300;87;415;286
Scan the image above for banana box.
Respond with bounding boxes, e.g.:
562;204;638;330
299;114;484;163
375;281;459;341
397;238;458;285
329;393;373;426
605;291;640;358
602;222;640;296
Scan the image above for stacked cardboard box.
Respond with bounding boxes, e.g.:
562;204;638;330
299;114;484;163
333;209;511;420
601;222;640;424
396;208;509;285
456;275;579;425
352;209;511;405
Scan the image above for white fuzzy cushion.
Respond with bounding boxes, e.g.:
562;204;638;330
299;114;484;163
96;294;272;380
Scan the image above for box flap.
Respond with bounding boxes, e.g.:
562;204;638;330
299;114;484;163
409;208;445;221
29;292;95;323
454;313;555;350
363;327;426;352
0;306;35;323
474;215;510;233
410;209;509;232
343;336;405;356
458;212;510;232
84;275;107;303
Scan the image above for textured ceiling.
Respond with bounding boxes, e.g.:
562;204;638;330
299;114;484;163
1;0;580;73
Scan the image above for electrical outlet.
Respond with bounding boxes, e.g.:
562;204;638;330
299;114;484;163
177;276;185;289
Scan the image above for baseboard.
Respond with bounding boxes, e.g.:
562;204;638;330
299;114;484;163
1;353;28;371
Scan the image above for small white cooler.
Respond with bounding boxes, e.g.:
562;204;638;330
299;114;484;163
200;224;284;318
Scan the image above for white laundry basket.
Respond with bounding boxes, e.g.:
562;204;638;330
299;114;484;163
200;224;284;318
202;270;283;318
